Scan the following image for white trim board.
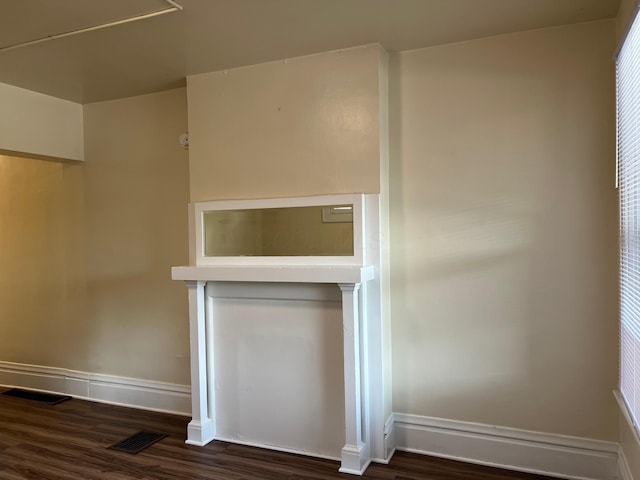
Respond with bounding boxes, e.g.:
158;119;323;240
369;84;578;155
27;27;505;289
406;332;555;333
619;446;634;480
0;361;625;480
381;412;397;464
214;435;341;463
393;413;619;480
0;361;190;416
616;390;638;480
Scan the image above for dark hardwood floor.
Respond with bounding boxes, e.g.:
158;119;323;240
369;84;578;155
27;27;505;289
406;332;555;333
0;391;553;480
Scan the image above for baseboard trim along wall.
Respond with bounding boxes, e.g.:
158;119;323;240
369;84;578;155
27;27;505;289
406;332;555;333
393;413;619;480
0;361;191;416
214;435;341;462
616;391;639;480
0;361;625;479
619;446;634;480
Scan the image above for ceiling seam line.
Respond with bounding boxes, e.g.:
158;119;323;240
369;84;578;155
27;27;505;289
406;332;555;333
0;1;184;53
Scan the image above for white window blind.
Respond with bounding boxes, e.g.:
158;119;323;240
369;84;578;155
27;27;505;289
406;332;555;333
618;8;640;427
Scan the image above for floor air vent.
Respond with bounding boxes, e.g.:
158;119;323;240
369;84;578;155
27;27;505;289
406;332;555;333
2;388;71;405
108;431;168;454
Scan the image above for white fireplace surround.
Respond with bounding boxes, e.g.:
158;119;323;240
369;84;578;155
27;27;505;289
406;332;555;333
172;193;387;475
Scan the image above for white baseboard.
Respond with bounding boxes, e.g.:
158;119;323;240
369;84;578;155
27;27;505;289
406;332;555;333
393;413;619;480
619;445;634;480
214;434;341;462
0;361;624;480
0;361;191;416
616;391;638;480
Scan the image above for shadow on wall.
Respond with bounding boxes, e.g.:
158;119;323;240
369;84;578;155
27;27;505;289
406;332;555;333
388;176;615;434
390;192;537;418
389;171;616;435
387;20;618;439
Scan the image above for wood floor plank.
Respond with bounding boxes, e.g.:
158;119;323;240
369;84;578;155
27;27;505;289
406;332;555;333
0;390;554;480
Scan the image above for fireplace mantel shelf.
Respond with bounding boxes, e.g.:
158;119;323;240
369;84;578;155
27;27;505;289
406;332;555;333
172;264;375;284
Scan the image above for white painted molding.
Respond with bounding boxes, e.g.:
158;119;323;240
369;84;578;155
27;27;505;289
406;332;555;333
619;445;634;480
0;363;625;480
616;390;637;480
172;264;375;284
338;282;371;475
381;413;397;464
214;434;341;462
0;361;190;416
191;193;366;267
207;281;341;302
185;279;215;447
394;413;619;480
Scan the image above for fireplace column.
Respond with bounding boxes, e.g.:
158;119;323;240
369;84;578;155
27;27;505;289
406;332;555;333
338;282;369;474
184;280;215;446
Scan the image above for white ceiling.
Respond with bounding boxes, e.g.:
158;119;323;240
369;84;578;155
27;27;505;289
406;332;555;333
0;0;622;104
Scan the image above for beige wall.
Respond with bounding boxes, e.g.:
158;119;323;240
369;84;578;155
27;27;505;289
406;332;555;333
187;45;384;202
0;82;84;161
0;155;86;369
389;20;619;440
82;88;191;384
